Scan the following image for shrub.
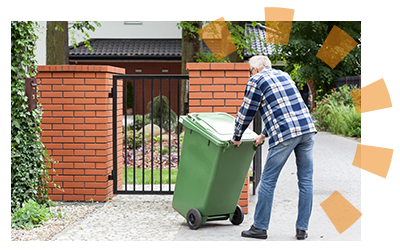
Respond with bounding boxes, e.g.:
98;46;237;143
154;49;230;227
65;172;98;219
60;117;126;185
134;115;150;131
324;104;361;137
11;200;52;229
123;125;143;149
124;80;134;111
312;85;361;137
147;96;177;132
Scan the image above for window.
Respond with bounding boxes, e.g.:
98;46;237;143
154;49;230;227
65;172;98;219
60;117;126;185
124;21;143;25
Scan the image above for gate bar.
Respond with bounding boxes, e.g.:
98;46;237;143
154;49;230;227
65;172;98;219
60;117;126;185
124;79;128;192
112;77;118;194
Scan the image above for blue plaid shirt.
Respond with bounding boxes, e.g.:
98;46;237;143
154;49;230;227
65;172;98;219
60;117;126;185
233;67;317;148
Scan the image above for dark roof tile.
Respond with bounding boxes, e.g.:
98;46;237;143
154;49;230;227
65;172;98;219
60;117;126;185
69;23;276;59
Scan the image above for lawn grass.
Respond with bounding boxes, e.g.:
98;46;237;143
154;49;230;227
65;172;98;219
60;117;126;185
122;168;178;185
122;168;252;185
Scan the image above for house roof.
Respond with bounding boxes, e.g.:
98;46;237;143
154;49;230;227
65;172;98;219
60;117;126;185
69;23;275;60
69;39;182;60
244;23;275;58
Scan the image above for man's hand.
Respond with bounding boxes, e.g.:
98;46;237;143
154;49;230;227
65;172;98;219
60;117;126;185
253;134;265;147
230;139;242;147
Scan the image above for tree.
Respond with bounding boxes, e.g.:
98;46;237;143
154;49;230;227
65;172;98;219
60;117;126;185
226;21;246;62
46;21;101;65
46;21;68;65
179;21;264;63
179;22;202;116
269;21;361;99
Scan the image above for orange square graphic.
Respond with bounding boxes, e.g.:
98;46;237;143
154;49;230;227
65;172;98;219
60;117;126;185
352;144;393;178
350;88;361;114
197;17;237;60
264;7;295;45
264;21;292;45
320;191;362;234
316;25;358;69
351;78;392;114
361;78;392;113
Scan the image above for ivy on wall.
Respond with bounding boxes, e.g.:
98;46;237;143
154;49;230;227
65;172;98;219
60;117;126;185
11;21;53;213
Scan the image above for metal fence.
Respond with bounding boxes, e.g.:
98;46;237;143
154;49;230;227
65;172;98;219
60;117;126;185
112;74;263;196
336;75;361;90
112;75;188;194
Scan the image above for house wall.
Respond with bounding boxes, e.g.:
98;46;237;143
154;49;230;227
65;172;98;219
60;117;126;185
36;65;124;202
82;21;181;39
69;60;181;75
69;60;182;115
186;62;251;213
34;21;182;65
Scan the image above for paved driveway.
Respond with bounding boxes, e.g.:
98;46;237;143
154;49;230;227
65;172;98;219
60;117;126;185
53;132;361;241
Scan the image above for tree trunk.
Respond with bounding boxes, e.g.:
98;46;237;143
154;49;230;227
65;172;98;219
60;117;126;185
227;21;245;62
46;21;69;65
180;22;202;117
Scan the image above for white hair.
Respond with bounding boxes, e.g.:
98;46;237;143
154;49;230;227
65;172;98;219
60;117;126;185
249;55;272;70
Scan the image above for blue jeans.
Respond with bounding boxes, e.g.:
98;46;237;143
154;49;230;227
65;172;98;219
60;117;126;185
253;132;316;231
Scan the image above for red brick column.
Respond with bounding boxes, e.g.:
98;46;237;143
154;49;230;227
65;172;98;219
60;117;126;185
239;173;250;214
36;65;125;202
187;62;249;116
186;62;252;213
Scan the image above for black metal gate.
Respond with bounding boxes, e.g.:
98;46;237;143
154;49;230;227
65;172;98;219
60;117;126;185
112;75;188;194
112;74;262;195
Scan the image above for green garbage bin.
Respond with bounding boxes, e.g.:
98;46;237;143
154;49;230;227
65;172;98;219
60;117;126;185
172;112;260;230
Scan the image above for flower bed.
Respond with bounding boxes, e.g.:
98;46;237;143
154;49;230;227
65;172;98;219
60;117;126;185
123;131;182;170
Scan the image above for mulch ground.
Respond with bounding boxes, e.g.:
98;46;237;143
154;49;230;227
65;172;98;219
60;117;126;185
123;132;182;170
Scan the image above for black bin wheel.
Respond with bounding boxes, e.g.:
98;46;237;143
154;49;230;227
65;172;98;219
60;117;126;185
186;209;202;230
230;205;244;225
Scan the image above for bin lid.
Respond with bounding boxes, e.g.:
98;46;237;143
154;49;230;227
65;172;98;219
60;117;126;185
179;112;258;147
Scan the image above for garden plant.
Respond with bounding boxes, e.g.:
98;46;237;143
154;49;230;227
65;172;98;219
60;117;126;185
312;85;361;138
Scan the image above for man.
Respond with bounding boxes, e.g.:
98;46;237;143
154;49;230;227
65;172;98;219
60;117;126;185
230;55;317;240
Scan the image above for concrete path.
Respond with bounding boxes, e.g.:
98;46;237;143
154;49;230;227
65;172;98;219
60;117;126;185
53;195;183;241
53;132;361;241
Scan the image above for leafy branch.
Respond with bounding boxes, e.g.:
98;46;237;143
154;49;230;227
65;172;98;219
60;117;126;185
178;21;265;62
55;21;101;51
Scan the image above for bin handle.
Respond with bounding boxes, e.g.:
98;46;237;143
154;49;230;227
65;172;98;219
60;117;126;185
187;113;220;135
227;139;264;150
253;140;265;151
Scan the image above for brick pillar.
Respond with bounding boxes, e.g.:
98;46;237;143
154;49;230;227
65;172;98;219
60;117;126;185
239;173;250;214
186;62;251;213
187;62;249;116
36;65;125;202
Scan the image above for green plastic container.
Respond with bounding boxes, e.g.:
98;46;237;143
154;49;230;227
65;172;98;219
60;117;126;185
172;112;260;229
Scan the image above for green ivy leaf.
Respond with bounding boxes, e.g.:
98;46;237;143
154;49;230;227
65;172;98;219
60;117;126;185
11;21;53;214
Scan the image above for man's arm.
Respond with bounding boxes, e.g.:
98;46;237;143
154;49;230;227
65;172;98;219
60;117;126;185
232;79;263;142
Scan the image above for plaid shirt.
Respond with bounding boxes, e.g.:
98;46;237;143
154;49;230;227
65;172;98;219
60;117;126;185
233;67;317;148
